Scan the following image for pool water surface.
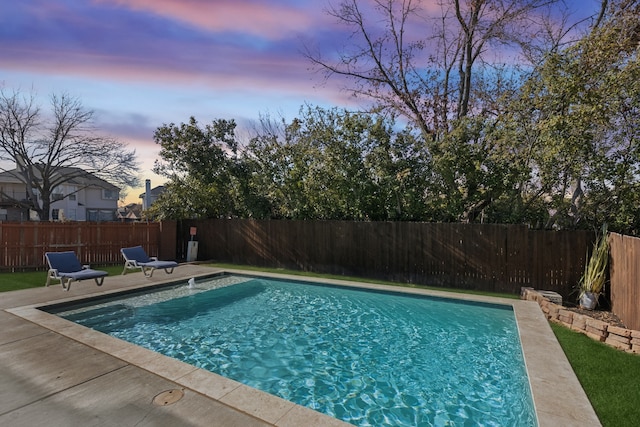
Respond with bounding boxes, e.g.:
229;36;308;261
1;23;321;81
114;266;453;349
50;275;537;426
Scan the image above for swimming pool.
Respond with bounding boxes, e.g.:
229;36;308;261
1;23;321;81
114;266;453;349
48;274;537;426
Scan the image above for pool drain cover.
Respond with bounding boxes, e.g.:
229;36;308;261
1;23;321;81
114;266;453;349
153;389;184;406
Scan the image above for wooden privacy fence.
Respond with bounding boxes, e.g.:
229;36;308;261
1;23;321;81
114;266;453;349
178;219;594;297
0;221;177;272
7;219;637;329
609;233;640;330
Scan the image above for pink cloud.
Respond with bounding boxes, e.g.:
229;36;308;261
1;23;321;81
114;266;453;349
99;0;317;39
0;0;372;110
1;39;351;107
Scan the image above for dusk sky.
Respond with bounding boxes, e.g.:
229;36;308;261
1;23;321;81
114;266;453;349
0;0;600;203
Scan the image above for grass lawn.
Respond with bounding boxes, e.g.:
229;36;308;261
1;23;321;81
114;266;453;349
551;322;640;427
0;265;124;292
208;263;520;300
1;263;520;298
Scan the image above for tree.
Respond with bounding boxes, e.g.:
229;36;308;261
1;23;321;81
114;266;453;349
305;0;575;222
151;117;242;219
509;0;640;232
306;0;565;137
245;106;430;220
0;89;139;220
146;175;227;220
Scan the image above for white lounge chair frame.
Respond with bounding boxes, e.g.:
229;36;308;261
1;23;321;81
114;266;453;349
45;251;108;291
121;245;178;278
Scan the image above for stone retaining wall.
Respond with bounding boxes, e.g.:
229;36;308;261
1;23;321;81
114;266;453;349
521;287;640;354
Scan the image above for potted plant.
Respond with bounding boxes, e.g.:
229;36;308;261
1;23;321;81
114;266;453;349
578;224;609;310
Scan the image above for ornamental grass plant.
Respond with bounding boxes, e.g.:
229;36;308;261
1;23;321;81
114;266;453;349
578;224;609;304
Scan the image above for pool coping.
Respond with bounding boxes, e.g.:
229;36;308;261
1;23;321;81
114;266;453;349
5;267;601;426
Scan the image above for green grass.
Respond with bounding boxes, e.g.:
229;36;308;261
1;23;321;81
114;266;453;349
208;263;520;300
0;263;519;299
551;322;640;426
0;265;124;292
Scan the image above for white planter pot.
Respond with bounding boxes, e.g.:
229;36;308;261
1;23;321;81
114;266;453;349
580;292;599;310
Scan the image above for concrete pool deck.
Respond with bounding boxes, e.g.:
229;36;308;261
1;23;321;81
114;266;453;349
1;265;601;426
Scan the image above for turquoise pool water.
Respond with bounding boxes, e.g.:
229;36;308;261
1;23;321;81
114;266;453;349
50;275;537;426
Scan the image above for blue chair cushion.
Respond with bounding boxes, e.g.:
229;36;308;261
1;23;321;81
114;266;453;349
60;269;108;280
139;260;178;269
45;251;83;273
122;246;151;263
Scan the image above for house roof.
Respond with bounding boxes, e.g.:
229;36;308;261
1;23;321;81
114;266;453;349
117;203;143;220
0;166;120;191
0;169;26;184
56;167;121;191
139;185;165;198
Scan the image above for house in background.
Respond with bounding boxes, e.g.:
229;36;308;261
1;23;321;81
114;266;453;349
0;170;28;221
139;179;165;210
117;203;143;222
0;166;120;221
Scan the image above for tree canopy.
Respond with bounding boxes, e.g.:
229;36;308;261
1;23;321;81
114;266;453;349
149;117;245;219
150;0;640;235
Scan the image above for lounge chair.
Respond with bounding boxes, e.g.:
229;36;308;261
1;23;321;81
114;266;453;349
121;245;178;278
45;251;108;291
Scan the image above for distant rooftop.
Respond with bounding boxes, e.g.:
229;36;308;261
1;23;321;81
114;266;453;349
139;185;165;198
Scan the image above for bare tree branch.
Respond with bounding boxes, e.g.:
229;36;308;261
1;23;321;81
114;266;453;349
0;88;140;220
306;0;572;137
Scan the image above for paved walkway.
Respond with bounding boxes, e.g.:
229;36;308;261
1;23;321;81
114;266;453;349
1;265;600;426
1;265;348;427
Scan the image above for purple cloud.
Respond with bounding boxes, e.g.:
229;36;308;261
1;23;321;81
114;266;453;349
0;0;348;96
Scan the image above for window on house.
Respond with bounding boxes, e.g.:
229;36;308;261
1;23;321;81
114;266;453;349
51;209;60;220
102;189;118;200
87;209;115;222
69;194;76;201
99;210;115;221
52;193;64;201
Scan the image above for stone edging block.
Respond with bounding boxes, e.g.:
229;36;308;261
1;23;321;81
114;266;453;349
521;287;639;354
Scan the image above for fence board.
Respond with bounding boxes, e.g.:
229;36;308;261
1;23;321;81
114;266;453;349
178;219;592;297
609;233;640;330
0;221;170;272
